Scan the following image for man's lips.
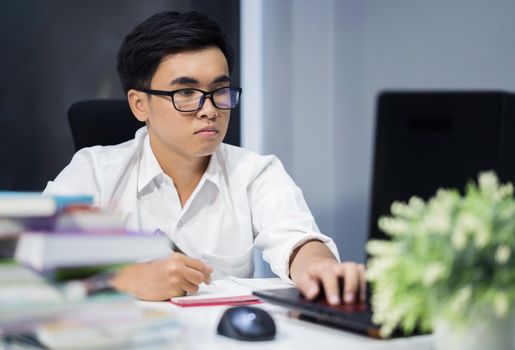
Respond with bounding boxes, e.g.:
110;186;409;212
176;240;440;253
194;126;219;134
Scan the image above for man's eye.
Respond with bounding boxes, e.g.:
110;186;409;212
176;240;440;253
214;87;230;96
177;89;196;97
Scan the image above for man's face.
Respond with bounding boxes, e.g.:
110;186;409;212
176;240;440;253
142;46;231;162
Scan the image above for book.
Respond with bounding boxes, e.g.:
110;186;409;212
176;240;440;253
15;231;171;277
0;263;63;312
170;277;293;307
0;268;184;349
1;207;124;260
35;303;184;350
0;192;93;217
0;263;69;337
54;210;126;232
0;192;95;236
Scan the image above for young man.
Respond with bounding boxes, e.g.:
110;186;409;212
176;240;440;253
44;11;365;304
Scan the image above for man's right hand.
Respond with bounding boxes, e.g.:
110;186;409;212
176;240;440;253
110;252;213;301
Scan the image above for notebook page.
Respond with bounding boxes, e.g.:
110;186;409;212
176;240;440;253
224;277;294;291
170;277;293;303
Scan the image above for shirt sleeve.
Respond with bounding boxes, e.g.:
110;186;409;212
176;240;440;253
42;149;101;205
248;156;340;283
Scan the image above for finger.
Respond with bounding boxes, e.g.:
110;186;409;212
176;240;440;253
318;269;340;305
340;263;359;304
358;264;367;302
181;255;212;278
179;278;200;294
163;254;203;286
204;265;214;284
183;266;207;287
296;272;320;300
168;251;187;261
169;288;187;298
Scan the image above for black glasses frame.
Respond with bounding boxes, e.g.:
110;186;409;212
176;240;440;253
136;86;242;112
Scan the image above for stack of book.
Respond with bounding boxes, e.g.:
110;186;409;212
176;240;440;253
0;191;94;233
0;192;182;348
0;265;183;349
0;192;92;261
0;191;171;280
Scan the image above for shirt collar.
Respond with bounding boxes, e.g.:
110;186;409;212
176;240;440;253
137;133;164;193
137;134;224;193
202;147;223;191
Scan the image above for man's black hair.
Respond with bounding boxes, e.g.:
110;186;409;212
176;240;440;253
117;11;234;94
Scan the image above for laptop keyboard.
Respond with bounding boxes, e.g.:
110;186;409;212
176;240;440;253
255;287;373;324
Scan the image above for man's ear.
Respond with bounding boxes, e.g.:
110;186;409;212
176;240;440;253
127;89;148;122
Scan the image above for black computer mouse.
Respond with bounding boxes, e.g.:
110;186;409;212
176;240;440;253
217;306;276;341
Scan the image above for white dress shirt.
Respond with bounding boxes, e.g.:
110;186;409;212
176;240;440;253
43;127;340;281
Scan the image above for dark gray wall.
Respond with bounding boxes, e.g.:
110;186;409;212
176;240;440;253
0;0;240;191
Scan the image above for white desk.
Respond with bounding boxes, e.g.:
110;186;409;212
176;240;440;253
138;300;434;350
0;264;433;349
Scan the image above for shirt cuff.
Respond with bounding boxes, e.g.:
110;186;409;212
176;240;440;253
265;233;340;284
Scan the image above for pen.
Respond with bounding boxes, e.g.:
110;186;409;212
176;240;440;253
154;228;183;254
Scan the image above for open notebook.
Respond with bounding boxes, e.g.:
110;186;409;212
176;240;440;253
170;277;293;307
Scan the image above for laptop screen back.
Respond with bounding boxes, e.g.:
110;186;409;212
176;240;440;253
368;91;515;241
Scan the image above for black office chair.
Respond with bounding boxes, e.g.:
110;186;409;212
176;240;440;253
68;99;145;151
68;99;240;151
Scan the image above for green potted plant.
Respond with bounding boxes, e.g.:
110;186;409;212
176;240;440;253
367;171;515;349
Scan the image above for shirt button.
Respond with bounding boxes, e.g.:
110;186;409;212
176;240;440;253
153;229;165;236
177;220;183;228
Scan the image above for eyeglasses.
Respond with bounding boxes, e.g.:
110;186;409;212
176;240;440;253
136;86;242;112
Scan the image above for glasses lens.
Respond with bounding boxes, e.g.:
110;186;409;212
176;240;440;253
173;89;204;112
213;87;240;109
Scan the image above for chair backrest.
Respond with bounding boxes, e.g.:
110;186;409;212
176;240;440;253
68;99;145;151
68;99;240;151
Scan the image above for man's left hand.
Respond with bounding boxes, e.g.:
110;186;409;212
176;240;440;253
289;241;366;305
295;258;366;305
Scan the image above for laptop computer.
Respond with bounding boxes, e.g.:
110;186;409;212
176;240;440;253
255;91;515;338
253;286;383;337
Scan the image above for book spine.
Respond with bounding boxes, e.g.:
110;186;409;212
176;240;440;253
51;195;94;210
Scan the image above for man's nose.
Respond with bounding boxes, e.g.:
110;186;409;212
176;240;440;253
196;95;218;119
